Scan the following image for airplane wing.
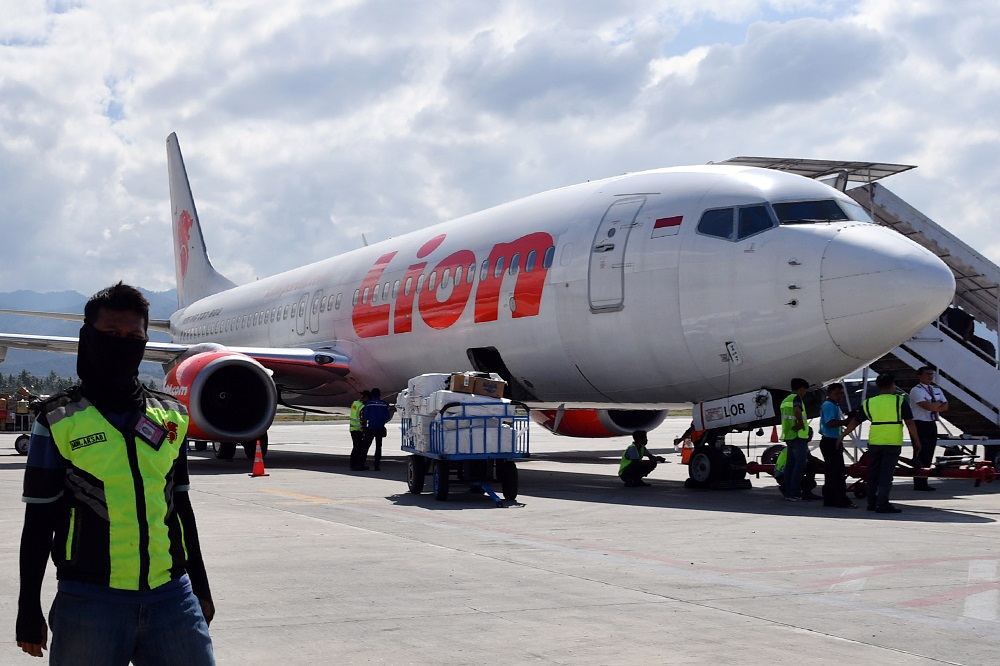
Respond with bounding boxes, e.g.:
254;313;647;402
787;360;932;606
0;309;172;333
0;333;351;395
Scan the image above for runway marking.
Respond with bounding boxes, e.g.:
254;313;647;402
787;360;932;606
256;488;378;505
900;559;1000;621
964;560;999;621
828;566;874;593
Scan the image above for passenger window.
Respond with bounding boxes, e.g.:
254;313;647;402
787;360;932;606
362;288;369;305
543;246;555;269
697;208;734;240
335;293;342;309
468;263;475;284
738;205;774;239
291;304;298;317
381;282;390;301
353;290;359;306
371;286;379;305
442;268;451;288
525;250;537;273
313;298;320;315
493;257;505;279
416;274;426;294
404;277;412;296
480;260;489;281
428;271;437;291
509;253;520;275
454;265;463;284
392;280;400;299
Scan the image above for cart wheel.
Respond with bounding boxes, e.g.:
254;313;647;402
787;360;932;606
193;440;208;452
852;481;867;499
499;460;519;501
406;456;426;494
433;461;450;501
213;442;236;460
14;434;30;456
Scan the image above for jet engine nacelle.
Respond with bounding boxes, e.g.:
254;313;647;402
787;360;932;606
531;409;668;438
163;347;277;442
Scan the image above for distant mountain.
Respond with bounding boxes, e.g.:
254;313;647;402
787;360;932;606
0;289;178;381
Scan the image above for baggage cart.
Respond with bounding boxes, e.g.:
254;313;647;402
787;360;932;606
401;400;529;506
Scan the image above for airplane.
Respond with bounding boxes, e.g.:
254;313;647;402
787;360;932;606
0;134;955;477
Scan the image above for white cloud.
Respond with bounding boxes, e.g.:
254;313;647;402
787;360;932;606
0;0;998;298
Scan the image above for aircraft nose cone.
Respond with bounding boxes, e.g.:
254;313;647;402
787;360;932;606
821;224;955;360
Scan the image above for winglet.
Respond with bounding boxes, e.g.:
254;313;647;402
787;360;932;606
167;133;237;309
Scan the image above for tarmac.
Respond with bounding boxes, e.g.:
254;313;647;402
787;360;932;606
2;417;999;665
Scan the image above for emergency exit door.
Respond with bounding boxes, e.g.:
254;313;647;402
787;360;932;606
588;197;644;312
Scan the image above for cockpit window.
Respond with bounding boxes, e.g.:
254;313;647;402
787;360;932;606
738;205;774;239
697;208;734;239
699;205;776;241
772;199;852;225
839;200;873;223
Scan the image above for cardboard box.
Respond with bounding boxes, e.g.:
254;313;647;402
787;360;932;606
448;373;477;395
474;377;506;398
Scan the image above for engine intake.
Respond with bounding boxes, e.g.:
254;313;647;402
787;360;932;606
164;349;277;441
531;408;668;438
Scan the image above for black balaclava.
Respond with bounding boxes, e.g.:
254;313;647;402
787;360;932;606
76;322;147;413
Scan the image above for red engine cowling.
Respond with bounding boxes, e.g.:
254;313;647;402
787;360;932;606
164;348;277;442
530;409;668;438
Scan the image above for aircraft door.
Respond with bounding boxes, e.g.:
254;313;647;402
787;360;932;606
296;293;309;335
588;197;644;312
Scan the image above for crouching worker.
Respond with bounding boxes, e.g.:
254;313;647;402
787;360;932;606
619;430;666;487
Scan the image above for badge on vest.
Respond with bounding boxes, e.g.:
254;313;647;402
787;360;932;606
134;414;167;450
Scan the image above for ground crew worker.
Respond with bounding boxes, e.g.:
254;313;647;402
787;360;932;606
348;390;370;471
780;378;812;501
819;383;855;508
909;366;947;491
840;372;922;514
16;282;214;663
360;388;392;471
619;430;666;487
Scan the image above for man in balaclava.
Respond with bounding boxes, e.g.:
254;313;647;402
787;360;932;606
16;282;216;664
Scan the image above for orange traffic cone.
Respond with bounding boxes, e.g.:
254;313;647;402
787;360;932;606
248;439;269;477
770;426;779;443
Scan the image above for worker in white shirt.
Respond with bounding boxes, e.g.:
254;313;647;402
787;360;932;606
908;366;948;491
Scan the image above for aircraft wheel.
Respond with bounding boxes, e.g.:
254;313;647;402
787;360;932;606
14;434;30;456
213;442;236;460
852;481;867;499
242;435;269;459
406;456;427;494
721;445;748;480
689;450;716;484
433;461;450;501
498;460;519;501
761;444;785;466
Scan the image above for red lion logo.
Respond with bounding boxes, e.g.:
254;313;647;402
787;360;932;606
166;421;178;443
177;210;193;278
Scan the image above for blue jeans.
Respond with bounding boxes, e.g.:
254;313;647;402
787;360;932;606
784;438;810;498
49;587;214;665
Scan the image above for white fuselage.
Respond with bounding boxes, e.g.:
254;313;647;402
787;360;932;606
168;165;954;408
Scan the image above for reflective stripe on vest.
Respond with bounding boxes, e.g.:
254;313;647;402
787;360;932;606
47;394;188;590
863;394;904;446
349;401;364;431
780;394;809;441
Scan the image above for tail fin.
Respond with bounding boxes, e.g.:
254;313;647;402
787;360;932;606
167;132;237;309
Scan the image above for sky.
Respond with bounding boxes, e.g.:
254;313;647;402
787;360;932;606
2;0;999;299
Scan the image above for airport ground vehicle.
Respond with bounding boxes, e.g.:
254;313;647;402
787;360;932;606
401;401;529;505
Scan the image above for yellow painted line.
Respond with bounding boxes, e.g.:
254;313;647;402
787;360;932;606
257;488;378;504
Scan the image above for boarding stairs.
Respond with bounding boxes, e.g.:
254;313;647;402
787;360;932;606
849;183;1000;439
